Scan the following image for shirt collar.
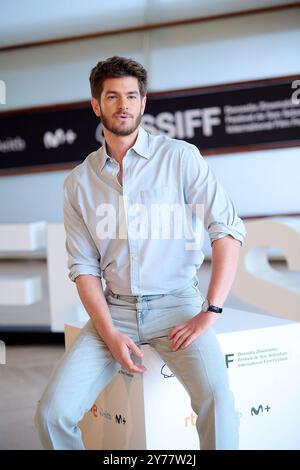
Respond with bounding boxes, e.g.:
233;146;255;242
98;126;150;173
131;126;150;160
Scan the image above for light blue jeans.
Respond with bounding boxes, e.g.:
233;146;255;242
34;278;239;450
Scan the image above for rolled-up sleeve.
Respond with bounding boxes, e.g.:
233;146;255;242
63;177;102;282
183;145;246;246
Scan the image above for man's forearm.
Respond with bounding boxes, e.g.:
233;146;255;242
168;235;241;349
206;235;241;307
75;275;116;338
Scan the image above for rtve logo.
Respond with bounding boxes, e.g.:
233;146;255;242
43;128;77;149
184;413;197;428
0;80;6;105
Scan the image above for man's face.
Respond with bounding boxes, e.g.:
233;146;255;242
91;76;146;137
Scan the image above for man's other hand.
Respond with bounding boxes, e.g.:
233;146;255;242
167;311;219;351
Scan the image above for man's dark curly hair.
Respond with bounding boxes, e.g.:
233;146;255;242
89;56;148;100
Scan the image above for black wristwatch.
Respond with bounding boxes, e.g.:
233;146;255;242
202;298;223;314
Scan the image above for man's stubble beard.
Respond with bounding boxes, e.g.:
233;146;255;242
100;108;143;137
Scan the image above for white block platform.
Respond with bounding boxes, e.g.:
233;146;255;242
65;308;300;450
0;221;46;252
0;275;42;305
0;221;45;310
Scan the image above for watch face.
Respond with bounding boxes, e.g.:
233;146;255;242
202;299;209;312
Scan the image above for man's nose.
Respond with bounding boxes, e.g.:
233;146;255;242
118;98;128;110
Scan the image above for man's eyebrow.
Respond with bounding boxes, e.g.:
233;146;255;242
105;90;139;95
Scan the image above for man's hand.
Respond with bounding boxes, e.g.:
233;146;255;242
167;311;219;351
104;330;147;374
75;276;146;374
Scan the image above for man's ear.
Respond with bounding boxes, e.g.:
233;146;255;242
91;98;101;117
141;95;147;115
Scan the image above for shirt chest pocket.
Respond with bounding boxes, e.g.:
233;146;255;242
139;186;182;238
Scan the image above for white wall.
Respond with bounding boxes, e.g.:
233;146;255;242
1;9;299;109
208;147;300;218
148;9;300;89
0;8;300;223
1;0;297;47
0;170;67;223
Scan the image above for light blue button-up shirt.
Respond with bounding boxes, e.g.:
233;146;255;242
63;126;246;295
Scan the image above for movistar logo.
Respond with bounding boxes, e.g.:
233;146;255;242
251;404;271;416
43;128;77;149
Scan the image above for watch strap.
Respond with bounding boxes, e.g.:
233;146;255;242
207;304;223;314
202;298;223;314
